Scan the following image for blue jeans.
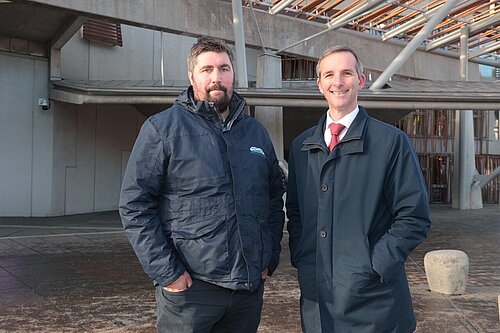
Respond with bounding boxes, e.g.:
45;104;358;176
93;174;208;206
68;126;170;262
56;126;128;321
155;278;265;333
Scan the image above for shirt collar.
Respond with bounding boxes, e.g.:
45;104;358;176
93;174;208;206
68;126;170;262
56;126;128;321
325;106;360;130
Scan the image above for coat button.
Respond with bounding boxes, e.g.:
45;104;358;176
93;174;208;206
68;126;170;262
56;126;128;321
320;184;328;191
319;231;327;238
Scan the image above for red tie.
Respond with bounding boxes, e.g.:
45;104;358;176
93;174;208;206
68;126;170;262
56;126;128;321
328;123;345;151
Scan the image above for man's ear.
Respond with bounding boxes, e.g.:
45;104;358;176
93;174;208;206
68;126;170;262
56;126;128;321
316;78;323;94
358;73;367;89
188;71;194;85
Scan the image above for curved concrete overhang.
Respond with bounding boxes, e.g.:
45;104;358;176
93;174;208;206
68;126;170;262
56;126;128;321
51;79;500;111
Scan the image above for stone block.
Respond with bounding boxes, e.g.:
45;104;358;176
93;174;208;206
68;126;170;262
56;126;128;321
424;250;469;295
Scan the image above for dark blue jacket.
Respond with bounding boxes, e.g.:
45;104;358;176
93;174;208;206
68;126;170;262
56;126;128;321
286;107;431;332
119;87;285;291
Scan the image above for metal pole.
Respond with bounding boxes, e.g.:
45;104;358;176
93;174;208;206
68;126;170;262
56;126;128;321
458;25;469;208
232;0;248;88
426;15;500;51
452;26;469;208
460;26;469;81
370;0;460;90
268;0;295;15
248;1;267;52
277;0;386;54
454;25;480;209
160;31;165;86
469;40;500;59
381;6;440;42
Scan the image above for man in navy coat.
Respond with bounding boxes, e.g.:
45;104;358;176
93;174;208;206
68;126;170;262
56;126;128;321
286;45;431;332
120;37;285;333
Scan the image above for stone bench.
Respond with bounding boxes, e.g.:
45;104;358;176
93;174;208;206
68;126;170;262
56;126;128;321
424;250;469;295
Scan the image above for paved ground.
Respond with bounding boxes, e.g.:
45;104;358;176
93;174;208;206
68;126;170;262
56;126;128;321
0;205;498;332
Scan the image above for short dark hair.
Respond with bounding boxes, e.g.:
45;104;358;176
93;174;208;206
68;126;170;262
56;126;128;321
187;37;234;72
316;45;364;78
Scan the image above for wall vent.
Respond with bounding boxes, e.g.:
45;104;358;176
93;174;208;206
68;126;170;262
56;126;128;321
81;18;123;47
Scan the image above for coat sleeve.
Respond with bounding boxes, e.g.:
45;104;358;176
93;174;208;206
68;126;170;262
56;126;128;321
267;146;286;275
371;132;431;282
285;143;302;269
119;119;185;287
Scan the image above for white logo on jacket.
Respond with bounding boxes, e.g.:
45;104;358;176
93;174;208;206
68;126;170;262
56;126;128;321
250;146;266;157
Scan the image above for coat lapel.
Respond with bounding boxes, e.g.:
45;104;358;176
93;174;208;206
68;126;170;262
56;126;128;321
333;107;367;158
300;108;368;159
301;113;328;153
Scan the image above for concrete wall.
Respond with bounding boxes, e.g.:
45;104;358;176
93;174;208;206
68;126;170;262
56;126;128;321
0;50;147;217
0;52;52;216
61;25;260;84
51;102;145;216
30;0;484;81
62;25;196;81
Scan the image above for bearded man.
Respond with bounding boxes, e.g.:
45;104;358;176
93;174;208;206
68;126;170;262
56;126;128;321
119;37;285;333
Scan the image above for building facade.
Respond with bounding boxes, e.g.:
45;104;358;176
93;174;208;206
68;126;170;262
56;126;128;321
1;1;498;216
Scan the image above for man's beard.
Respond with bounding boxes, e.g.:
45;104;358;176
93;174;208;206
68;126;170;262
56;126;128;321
206;83;232;112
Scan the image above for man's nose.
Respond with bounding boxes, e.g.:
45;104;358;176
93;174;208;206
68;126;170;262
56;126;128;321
211;69;222;82
332;74;343;85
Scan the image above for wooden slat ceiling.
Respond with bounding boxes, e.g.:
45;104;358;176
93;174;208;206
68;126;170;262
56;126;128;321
246;0;499;61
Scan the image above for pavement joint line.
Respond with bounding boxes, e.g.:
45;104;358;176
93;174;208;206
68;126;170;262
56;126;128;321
408;255;426;275
0;230;125;240
0;224;122;231
444;294;482;333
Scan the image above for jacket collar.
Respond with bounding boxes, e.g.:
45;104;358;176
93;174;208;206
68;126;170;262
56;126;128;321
176;86;246;131
302;113;329;151
302;106;368;157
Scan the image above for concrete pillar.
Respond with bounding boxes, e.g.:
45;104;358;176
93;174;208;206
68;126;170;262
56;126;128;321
452;26;481;209
452;110;477;209
231;0;248;88
255;53;284;161
459;26;469;81
50;48;61;81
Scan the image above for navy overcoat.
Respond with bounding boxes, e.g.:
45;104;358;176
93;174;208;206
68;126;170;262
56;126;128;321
286;107;431;333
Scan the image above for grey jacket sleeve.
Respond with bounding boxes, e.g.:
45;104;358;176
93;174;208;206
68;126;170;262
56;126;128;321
119;120;185;287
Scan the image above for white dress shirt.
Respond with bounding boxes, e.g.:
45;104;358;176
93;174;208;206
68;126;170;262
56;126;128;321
324;106;359;148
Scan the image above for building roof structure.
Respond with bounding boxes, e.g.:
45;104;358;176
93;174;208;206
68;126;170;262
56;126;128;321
249;0;499;63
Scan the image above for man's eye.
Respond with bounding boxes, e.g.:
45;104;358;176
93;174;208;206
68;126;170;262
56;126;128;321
344;72;354;76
